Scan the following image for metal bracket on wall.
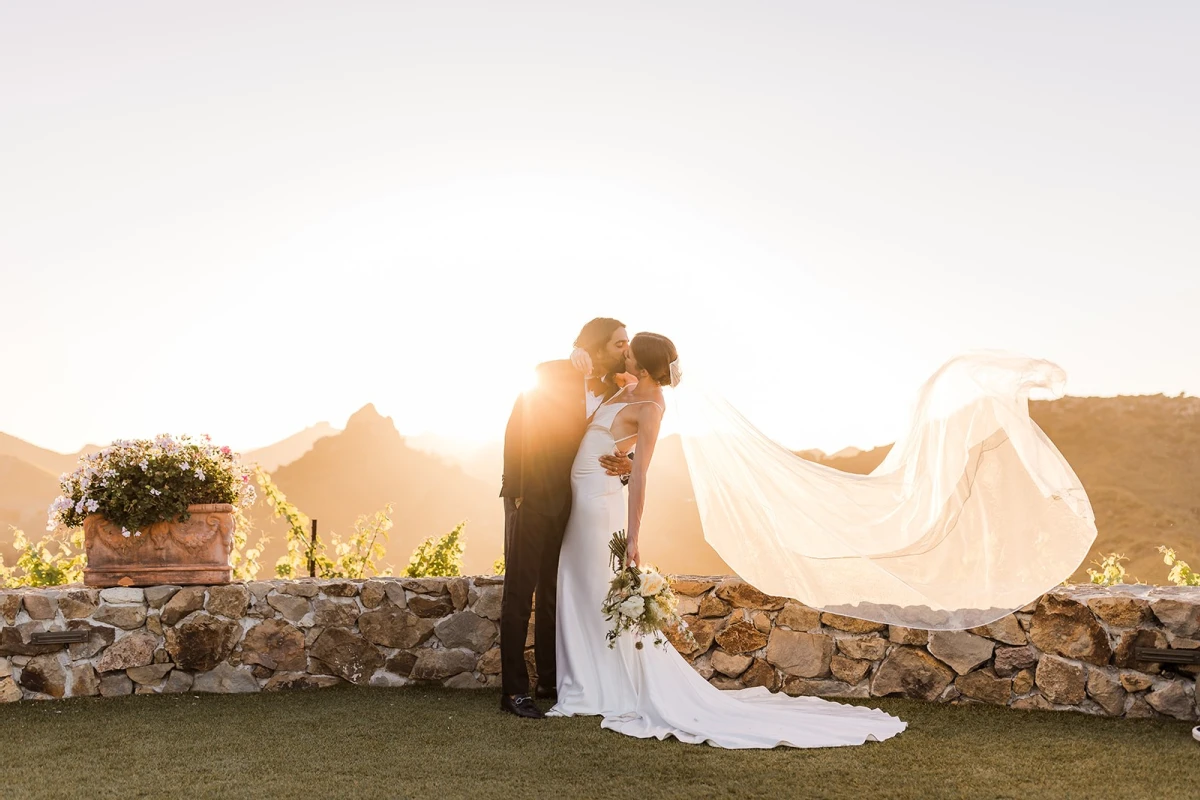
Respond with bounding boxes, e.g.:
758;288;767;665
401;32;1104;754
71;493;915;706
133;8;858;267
29;631;91;645
1133;647;1200;665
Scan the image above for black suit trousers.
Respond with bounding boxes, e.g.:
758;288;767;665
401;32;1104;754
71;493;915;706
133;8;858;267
499;497;570;696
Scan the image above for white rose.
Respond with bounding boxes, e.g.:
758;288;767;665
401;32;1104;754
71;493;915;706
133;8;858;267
638;571;667;597
618;596;646;619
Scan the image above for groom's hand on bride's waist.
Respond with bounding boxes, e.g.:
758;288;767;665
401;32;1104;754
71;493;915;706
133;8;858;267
599;452;633;477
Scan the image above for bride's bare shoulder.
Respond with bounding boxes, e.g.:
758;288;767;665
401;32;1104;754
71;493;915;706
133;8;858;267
637;392;666;420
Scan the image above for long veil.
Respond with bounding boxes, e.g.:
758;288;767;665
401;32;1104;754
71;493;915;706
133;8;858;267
673;352;1097;630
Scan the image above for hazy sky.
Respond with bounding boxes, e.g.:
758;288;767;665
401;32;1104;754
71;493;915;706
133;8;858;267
2;2;1197;456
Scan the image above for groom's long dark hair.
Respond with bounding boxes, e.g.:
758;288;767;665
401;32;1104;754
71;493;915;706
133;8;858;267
574;317;625;359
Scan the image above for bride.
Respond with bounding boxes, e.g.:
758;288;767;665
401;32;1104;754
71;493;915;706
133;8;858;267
545;332;907;748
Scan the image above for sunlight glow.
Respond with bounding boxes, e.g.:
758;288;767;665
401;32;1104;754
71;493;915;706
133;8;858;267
224;174;868;453
2;3;1195;458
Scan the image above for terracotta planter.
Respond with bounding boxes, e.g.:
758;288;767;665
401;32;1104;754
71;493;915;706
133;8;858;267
82;503;235;587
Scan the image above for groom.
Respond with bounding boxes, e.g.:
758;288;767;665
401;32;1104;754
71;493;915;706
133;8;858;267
498;317;634;719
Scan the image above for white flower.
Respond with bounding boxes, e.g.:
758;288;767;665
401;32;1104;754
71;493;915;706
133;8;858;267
617;596;646;619
179;461;190;471
121;528;132;538
194;468;206;481
638;571;667;598
140;460;149;472
149;488;161;496
85;499;100;513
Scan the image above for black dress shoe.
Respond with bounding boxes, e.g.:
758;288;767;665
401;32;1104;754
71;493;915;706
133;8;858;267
500;694;545;719
534;685;557;702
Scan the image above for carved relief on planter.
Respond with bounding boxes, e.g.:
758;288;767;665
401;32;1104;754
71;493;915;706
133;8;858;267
82;503;235;587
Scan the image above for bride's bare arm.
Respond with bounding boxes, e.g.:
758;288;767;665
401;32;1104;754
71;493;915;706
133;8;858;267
624;404;663;567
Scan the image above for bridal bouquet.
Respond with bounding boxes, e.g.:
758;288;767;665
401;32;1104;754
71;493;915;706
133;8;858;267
601;531;696;650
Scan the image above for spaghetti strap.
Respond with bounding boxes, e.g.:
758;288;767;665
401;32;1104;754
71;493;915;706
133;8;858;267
623;400;664;413
605;398;664;449
597;385;630;409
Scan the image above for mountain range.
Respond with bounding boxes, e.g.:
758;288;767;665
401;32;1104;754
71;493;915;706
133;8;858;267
2;394;1198;583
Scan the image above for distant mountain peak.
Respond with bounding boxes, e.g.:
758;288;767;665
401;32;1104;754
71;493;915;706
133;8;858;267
345;403;398;436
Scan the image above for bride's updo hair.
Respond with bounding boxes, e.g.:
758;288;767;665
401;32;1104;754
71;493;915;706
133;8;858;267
631;333;678;387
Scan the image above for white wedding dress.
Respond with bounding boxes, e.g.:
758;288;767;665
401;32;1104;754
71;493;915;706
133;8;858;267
546;394;906;748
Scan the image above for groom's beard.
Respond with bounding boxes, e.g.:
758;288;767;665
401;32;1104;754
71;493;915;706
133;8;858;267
595;353;624;379
600;363;626;385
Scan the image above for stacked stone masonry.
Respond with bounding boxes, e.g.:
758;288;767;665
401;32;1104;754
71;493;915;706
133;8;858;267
0;578;1196;721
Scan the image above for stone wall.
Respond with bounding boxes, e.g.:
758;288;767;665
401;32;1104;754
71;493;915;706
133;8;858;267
1;578;1196;721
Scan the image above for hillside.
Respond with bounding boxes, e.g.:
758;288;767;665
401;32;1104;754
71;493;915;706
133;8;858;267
245;405;506;575
0;433;98;478
1030;394;1200;582
799;444;895;476
406;435;503;485
0;434;97;551
243;422;339;472
0;456;59;537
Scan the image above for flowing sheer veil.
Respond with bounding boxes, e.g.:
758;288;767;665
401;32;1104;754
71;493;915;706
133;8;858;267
673;352;1096;630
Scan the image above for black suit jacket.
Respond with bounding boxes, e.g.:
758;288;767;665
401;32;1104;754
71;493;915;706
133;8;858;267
500;360;620;516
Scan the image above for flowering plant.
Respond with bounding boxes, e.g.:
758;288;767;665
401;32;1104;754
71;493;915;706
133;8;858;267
1086;552;1130;586
48;434;256;538
601;530;696;650
1159;546;1200;587
1;527;85;588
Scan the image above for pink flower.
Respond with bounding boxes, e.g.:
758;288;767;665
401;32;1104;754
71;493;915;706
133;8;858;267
221;446;232;455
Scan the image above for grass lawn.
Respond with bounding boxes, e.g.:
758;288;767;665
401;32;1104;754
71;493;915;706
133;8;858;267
1;686;1196;800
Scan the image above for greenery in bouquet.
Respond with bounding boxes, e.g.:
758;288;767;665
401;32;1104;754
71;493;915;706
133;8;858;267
47;434;257;537
602;530;696;651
